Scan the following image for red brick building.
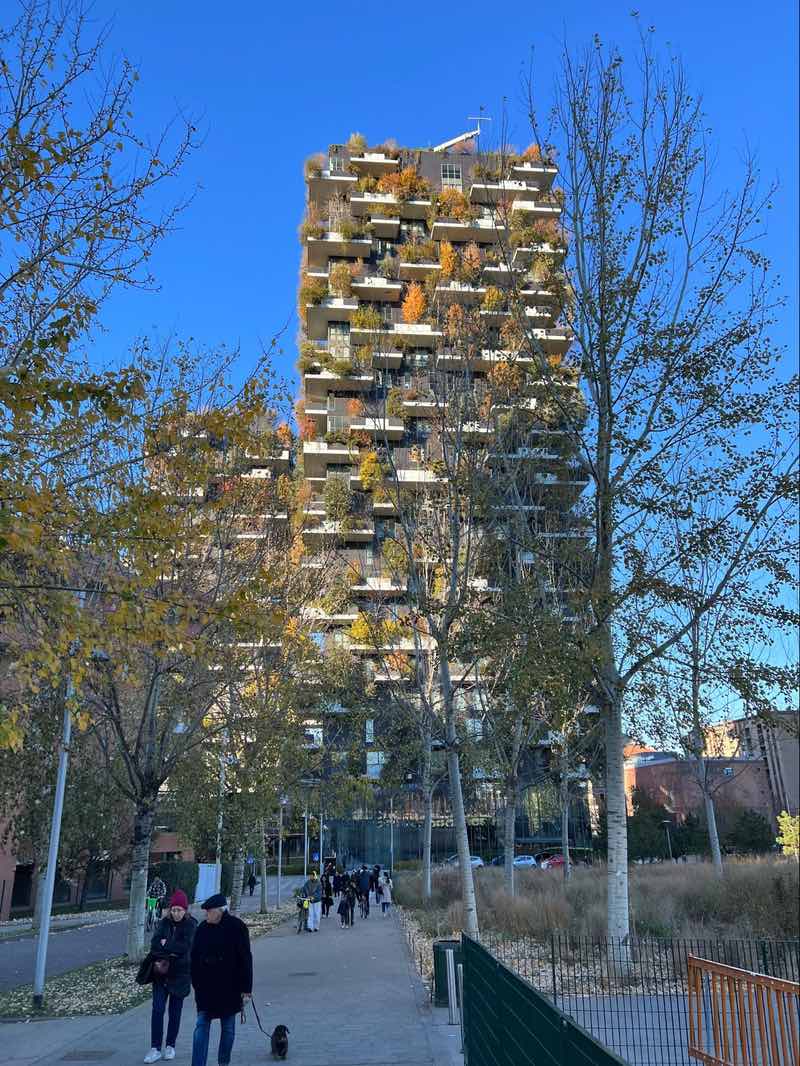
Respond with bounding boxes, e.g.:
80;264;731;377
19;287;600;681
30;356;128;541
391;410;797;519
623;746;777;827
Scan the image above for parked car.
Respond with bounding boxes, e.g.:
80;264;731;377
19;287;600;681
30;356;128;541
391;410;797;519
512;854;538;868
541;854;566;870
444;854;485;868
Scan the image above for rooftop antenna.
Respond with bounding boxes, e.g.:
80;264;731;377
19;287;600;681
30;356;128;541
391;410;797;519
432;109;492;152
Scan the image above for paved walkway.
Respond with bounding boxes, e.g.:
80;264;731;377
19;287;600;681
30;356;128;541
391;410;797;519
4;908;462;1066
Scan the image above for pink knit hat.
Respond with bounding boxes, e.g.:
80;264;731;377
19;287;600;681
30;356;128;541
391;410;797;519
169;890;189;909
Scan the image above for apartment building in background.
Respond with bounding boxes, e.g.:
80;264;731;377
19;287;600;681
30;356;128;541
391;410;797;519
705;712;799;817
296;132;588;846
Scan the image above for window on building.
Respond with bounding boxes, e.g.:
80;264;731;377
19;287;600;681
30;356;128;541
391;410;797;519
723;767;734;777
466;717;484;741
365;718;375;744
441;163;463;189
329;154;345;174
366;751;385;779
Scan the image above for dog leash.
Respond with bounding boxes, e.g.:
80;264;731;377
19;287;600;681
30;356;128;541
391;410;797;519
242;997;271;1039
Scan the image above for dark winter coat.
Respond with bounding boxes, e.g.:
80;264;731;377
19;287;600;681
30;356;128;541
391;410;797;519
150;913;197;998
190;911;253;1018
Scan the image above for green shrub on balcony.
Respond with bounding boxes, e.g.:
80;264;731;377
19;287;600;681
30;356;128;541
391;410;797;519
335;216;362;240
297;343;322;373
324;429;350;446
299;210;325;240
351;306;383;331
381;538;409;577
324;476;353;521
386;387;407;419
330;356;355;377
399;239;439;263
357;175;379;193
377;255;399;279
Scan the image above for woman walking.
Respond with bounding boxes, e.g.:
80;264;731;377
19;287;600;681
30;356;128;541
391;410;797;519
143;890;197;1063
380;873;393;915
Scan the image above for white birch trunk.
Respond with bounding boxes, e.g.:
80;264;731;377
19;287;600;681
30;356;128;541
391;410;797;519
229;847;245;914
446;747;479;937
259;820;268;911
503;786;516;896
560;757;572;884
605;700;630;943
703;786;724;875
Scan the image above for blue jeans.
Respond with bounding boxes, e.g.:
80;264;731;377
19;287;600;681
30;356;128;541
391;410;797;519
191;1011;236;1066
151;982;184;1049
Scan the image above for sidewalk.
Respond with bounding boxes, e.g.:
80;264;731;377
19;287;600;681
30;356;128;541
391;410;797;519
4;907;463;1065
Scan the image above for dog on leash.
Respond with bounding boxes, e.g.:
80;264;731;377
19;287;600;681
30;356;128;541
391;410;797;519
270;1023;290;1059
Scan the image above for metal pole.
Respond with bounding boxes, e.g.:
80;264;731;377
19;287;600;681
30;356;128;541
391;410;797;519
389;795;394;873
214;751;226;893
319;794;323;875
303;806;308;879
277;803;284;907
32;679;73;1008
663;820;673;861
446;948;458;1024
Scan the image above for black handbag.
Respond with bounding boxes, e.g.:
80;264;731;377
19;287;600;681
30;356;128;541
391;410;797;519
153;956;170;977
135;953;155;985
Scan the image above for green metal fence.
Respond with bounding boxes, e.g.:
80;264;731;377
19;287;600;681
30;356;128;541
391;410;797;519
461;934;630;1066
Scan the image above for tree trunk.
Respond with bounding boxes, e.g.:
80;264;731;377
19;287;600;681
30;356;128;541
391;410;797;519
503;780;516;897
703;785;724;875
229;847;245;914
604;698;630;943
259;820;268;912
446;748;479;937
560;754;572;884
421;713;433;901
422;787;433;901
126;803;155;960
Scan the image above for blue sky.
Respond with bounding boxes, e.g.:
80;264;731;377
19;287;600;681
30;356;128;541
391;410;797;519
90;1;798;391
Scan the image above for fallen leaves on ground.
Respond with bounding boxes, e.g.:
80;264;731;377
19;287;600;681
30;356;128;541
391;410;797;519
0;955;150;1019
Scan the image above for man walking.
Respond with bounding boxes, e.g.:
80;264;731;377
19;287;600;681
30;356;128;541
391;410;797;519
301;869;322;932
190;893;253;1066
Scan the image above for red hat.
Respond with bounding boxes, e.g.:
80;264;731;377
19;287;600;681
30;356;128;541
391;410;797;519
169;890;189;909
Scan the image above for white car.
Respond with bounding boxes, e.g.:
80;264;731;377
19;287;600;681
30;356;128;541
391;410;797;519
512;854;538;868
444;854;485;868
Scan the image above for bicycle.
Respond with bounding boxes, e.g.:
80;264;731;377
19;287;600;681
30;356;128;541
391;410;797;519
145;895;159;932
296;896;311;934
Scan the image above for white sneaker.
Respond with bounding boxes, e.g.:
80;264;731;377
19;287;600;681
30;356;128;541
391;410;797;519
163;1049;175;1061
143;1052;162;1064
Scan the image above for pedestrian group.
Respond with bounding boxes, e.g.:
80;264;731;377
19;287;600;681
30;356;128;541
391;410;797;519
141;861;393;1063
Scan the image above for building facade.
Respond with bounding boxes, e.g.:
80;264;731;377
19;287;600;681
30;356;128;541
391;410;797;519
296;134;587;841
705;712;799;817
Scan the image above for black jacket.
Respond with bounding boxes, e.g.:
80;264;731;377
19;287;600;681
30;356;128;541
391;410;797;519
150;913;197;998
190;911;253;1018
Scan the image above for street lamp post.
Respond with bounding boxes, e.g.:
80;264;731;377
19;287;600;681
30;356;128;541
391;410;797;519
389;795;394;873
32;674;74;1009
303;806;308;879
276;796;288;906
